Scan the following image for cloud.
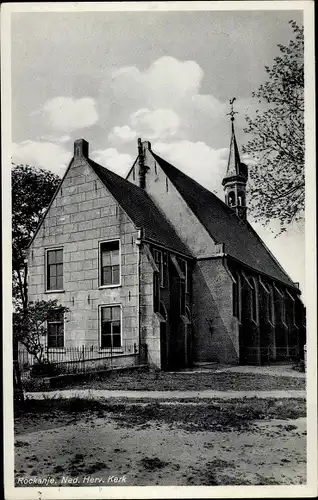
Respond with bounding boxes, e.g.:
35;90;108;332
41;97;98;131
153;140;228;197
105;56;227;147
12;140;71;175
108;125;137;143
91;148;133;176
110;57;204;109
130;108;180;140
108;108;181;145
57;135;72;143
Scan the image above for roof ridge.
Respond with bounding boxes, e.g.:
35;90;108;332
151;151;296;289
151;151;243;218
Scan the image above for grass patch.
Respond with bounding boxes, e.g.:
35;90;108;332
139;457;169;471
34;370;305;392
15;396;306;435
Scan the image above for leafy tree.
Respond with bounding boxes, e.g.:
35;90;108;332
243;21;304;233
13;300;69;364
12;164;60;308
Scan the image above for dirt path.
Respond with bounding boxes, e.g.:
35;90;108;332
15;415;306;486
25;389;306;400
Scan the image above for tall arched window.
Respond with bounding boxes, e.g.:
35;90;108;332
250;278;258;322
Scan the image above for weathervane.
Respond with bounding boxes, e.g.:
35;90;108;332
227;97;238;122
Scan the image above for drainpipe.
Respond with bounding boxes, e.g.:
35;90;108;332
136;229;143;362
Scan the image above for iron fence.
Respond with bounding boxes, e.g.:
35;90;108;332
18;342;144;377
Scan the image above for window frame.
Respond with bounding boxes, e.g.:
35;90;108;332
153;271;160;313
99;304;122;350
47;312;65;349
260;279;274;326
286;289;296;326
153;249;164;288
250;277;258;323
45;247;64;292
273;285;288;327
99;239;121;289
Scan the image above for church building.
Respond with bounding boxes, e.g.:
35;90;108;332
27;119;306;370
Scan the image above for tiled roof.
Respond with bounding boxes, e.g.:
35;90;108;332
87;159;192;257
152;153;296;289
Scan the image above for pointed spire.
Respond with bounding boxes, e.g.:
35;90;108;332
225;121;241;179
222;98;248;185
222;98;248;220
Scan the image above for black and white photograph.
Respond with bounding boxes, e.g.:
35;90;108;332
2;1;317;498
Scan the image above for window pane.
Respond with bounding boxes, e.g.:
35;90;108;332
113;334;121;348
56;275;63;290
101;320;112;335
110;249;119;266
112;266;120;284
48;336;57;348
112;320;120;333
50;265;57;277
49;276;57;290
101;335;111;348
56;334;64;348
56;250;63;264
57;263;63;277
48;251;56;265
112;307;120;321
102;266;112;285
102;307;111;321
48;324;57;348
102;250;111;266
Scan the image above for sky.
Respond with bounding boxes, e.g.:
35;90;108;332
10;6;305;298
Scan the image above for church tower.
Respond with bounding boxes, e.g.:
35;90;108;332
222;98;248;220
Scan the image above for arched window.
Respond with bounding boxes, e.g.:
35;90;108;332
250;278;258;322
228;191;235;207
232;272;241;319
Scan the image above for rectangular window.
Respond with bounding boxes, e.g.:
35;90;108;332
46;249;63;290
100;306;121;348
100;241;120;286
47;313;64;348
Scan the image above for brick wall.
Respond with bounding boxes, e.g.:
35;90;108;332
192;258;240;364
28;155;139;353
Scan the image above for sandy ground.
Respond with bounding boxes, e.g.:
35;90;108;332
15;413;306;486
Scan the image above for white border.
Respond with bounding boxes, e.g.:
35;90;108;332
2;2;316;499
45;247;65;293
98;303;123;351
98;238;121;288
